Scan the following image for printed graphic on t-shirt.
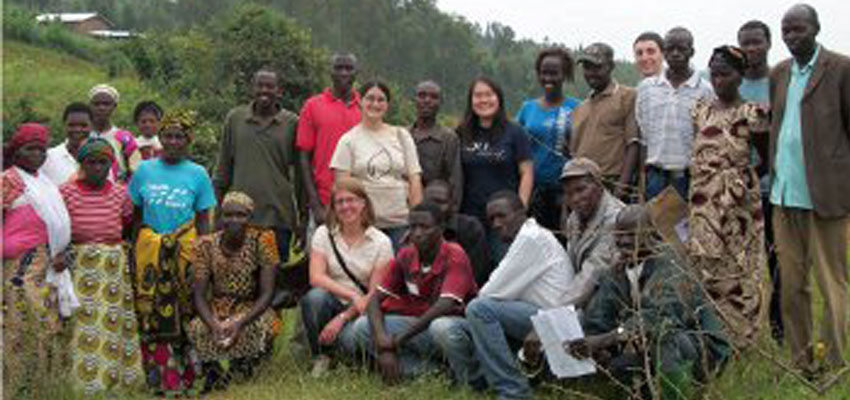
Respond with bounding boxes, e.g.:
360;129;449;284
464;141;507;163
144;183;193;210
366;147;394;179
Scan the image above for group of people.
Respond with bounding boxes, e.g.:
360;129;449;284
3;3;849;399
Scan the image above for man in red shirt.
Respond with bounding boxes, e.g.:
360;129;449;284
296;53;361;227
346;202;481;386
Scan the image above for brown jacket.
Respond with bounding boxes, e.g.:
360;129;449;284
769;47;850;218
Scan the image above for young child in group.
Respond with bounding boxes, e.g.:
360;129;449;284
134;100;164;160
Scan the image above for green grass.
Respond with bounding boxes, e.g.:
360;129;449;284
32;306;848;400
2;40;169;144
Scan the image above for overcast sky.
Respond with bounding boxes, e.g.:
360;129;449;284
437;0;850;68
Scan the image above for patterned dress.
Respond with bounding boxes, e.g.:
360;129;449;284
688;100;768;348
2;168;63;399
59;181;143;394
134;224;201;396
186;228;281;379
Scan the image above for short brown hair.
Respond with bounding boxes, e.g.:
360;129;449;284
326;177;376;230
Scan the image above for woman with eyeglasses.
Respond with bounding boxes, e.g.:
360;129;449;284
330;81;423;251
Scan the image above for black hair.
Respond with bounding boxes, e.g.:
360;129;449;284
795;4;820;31
253;67;280;84
487;190;525;212
633;31;665;50
710;45;748;75
665;27;694;47
738;20;771;44
359;80;392;103
133;100;163;123
534;46;575;82
456;76;508;144
411;201;446;227
331;52;358;67
63;102;93;122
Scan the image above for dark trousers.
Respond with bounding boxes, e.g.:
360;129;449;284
644;165;689;201
273;226;291;264
762;195;783;342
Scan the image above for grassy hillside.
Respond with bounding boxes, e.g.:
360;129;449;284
2;40;168;144
3;40;849;400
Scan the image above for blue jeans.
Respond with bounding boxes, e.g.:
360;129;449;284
347;314;480;383
300;287;350;357
466;297;539;400
644;166;689;201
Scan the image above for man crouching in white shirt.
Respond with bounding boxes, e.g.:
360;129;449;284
463;189;573;400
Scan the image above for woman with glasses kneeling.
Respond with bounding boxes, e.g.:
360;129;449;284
300;177;394;377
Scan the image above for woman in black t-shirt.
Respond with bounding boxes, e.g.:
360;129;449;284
456;77;533;262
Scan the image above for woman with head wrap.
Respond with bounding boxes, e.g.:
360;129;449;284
2;123;71;397
688;45;769;349
88;83;142;181
127;109;217;396
186;191;281;389
55;138;143;394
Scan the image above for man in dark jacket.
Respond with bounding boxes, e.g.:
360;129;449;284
768;3;850;372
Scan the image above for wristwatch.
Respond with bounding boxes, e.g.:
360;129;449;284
615;326;627;341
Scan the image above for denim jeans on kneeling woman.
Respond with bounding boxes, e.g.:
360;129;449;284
300;287;349;357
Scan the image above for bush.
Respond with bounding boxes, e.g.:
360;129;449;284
3;4;135;77
210;3;327;112
3;6;41;43
115;3;330;170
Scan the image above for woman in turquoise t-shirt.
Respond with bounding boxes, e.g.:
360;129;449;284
516;47;580;231
128;110;217;396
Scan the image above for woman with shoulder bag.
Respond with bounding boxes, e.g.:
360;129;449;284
300;177;394;377
330;81;423;251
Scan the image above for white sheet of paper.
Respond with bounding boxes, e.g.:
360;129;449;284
530;305;596;378
674;218;689;243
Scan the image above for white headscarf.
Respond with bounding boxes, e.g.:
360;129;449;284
88;83;120;102
15;167;71;257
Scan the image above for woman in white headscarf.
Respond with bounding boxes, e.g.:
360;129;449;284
88;83;142;182
2;123;72;398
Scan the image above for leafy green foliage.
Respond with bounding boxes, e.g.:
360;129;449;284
2;40;165;145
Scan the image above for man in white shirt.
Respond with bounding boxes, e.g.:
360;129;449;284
636;27;714;200
464;190;573;400
41;102;93;185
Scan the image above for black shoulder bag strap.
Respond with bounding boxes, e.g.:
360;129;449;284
328;230;369;294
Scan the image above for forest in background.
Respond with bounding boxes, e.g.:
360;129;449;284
7;0;642;114
5;0;641;169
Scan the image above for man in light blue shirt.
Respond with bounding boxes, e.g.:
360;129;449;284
738;20;771;104
770;44;819;209
738;19;783;345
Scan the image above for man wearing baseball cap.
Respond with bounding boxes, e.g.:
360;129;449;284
558;157;625;306
520;157;625;385
570;43;640;200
